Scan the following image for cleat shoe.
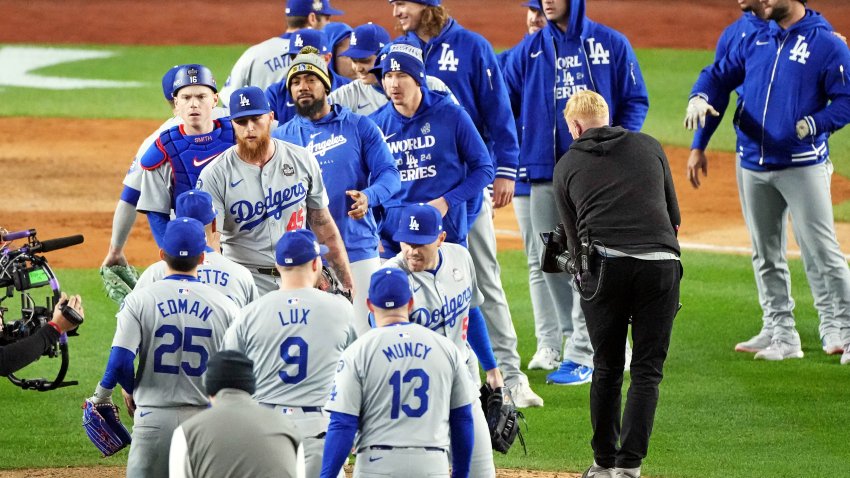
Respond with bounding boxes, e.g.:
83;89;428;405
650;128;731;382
841;346;850;365
508;377;544;408
822;333;843;355
754;340;804;361
734;329;773;353
613;466;641;478
528;347;561;370
581;462;614;478
546;360;592;385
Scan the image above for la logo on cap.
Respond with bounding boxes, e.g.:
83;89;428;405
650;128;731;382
391;59;401;72
351;32;358;46
239;94;251;107
409;216;420;231
295;35;304;47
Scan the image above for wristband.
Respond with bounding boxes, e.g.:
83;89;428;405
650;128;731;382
47;321;62;334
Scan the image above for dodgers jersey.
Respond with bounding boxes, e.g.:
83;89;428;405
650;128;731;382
273;104;400;263
329;76;456;116
324;323;475;450
223;287;356;406
384;243;484;362
136;249;259;308
196;138;329;269
219;34;294;109
112;276;239;408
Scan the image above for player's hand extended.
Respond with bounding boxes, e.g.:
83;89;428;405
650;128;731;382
428;197;449;217
121;389;136;417
492;178;515;209
795;118;813;140
687;149;708;189
485;367;504;390
684;96;719;130
346;190;369;220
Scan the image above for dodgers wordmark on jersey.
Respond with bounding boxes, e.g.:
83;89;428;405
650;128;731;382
324;322;475;449
135;249;259;308
196;138;329;270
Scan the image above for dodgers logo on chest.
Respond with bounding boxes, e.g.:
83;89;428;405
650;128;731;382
410;285;473;333
230;184;308;231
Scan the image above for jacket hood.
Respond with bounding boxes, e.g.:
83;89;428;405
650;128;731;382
539;0;586;39
569;125;629;156
767;9;830;37
388;88;454;123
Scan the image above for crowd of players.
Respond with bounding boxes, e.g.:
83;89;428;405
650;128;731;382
86;0;850;477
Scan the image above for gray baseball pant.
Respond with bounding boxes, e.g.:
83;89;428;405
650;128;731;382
351;257;382;336
354;448;449;477
262;405;344;478
741;160;850;345
467;194;528;387
126;405;206;478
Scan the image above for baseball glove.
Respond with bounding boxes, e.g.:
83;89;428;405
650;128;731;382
81;400;132;457
480;384;526;454
318;265;353;303
100;264;139;305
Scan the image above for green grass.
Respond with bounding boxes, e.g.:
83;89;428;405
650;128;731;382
1;251;847;476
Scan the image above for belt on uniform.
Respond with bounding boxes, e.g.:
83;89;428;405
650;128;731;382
256;267;280;277
259;403;323;413
370;445;445;453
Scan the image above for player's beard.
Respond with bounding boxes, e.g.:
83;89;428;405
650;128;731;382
295;94;326;118
237;128;271;164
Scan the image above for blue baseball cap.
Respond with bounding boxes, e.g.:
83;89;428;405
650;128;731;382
381;41;426;84
286;29;330;55
342;23;391;59
163;217;206;258
393;203;443;245
229;86;271;120
175;190;216;226
521;1;540;8
161;65;181;100
172;64;217;97
324;22;353;50
369;268;412;309
286;0;343;17
276;229;329;266
389;0;440;6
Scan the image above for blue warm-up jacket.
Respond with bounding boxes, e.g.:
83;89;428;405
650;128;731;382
370;89;494;246
691;9;850;171
273;104;400;263
503;0;649;183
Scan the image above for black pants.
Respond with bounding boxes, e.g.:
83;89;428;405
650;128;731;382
580;256;681;469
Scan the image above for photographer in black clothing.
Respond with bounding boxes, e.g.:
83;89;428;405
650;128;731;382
552;90;681;478
0;293;84;377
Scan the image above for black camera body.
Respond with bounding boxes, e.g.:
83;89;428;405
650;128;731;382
539;223;578;274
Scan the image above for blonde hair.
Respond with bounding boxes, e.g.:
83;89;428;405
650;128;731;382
564;90;610;125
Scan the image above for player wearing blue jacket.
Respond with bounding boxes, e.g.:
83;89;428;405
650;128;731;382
265;29;351;126
686;0;850;364
369;43;494;258
503;0;647;385
391;1;544;407
274;47;401;335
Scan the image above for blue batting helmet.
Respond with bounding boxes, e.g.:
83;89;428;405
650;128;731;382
171;64;217;97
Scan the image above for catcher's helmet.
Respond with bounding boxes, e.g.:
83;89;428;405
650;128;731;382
171;64;217;97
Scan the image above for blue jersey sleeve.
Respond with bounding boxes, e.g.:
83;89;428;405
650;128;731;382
449;404;474;478
320;411;358;478
358;116;401;207
147;211;170;249
810;42;850;135
467;307;497;371
443;111;495;209
474;44;519;179
120;185;141;206
265;83;285;126
611;36;649;132
100;346;136;393
690;36;747;112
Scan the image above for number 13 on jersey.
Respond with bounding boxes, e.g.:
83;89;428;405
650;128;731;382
389;368;430;419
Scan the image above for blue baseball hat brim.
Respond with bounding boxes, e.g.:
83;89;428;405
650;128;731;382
393;228;441;245
341;46;378;59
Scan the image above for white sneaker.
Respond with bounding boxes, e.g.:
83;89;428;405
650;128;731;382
528;347;560;370
841;346;850;365
582;462;614;478
734;329;773;353
822;333;843;355
508;377;544;408
613;466;640;478
754;340;804;361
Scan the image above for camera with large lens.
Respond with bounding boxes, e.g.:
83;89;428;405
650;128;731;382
539;223;577;274
0;229;84;391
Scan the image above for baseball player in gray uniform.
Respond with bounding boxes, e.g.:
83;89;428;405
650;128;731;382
329;35;455;116
218;0;343;108
384;204;500;477
89;217;240;478
136;190;259;308
223;229;355;478
321;268;476;478
197;86;353;296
